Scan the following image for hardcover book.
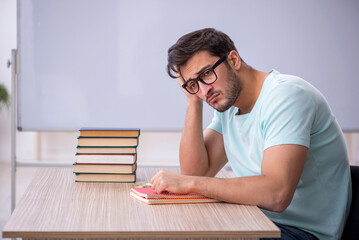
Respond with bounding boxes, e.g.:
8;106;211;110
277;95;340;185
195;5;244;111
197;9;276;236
75;153;136;164
76;146;137;154
79;128;140;138
77;137;139;147
75;173;136;183
73;162;137;174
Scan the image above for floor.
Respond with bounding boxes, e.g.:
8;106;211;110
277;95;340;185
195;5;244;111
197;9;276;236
0;163;39;239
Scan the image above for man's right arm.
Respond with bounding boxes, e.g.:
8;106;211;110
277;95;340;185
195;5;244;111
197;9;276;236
179;98;228;177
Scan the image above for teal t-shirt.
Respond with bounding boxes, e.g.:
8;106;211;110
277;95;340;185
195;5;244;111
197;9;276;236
208;70;351;240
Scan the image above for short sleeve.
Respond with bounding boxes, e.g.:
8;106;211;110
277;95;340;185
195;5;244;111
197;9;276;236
207;110;223;134
261;84;316;150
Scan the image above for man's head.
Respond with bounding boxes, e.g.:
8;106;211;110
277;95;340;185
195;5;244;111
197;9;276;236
167;28;238;79
167;28;244;112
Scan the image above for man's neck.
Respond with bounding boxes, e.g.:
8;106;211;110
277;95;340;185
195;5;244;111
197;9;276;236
234;65;268;115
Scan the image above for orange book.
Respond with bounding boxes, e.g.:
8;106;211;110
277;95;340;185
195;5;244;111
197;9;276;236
77;137;139;147
79;128;140;138
73;162;136;174
75;173;136;183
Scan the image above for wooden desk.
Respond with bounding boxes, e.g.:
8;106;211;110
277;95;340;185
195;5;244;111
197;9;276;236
2;167;280;239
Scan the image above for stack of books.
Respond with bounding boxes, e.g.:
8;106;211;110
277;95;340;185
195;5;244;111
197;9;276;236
73;128;140;183
130;186;221;205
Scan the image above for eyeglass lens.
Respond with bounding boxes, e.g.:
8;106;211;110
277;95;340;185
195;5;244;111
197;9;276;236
185;69;216;94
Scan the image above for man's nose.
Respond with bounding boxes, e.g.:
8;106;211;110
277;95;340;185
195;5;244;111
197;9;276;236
198;81;213;98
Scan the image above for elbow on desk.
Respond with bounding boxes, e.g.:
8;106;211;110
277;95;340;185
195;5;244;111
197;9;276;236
263;191;293;213
267;203;289;213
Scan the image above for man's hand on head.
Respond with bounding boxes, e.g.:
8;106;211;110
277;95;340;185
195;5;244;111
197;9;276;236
177;77;202;104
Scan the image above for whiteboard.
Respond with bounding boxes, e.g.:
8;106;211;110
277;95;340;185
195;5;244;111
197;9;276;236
18;0;359;131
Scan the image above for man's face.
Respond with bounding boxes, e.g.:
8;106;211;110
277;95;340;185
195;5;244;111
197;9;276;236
181;51;242;112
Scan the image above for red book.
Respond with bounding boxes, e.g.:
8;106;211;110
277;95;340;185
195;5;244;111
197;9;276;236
130;187;221;205
131;187;207;199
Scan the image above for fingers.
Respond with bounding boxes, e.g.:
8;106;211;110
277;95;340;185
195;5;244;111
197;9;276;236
150;170;168;193
177;77;199;100
150;173;159;191
177;76;203;104
151;170;186;194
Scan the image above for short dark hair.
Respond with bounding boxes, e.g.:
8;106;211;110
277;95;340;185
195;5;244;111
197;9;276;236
167;28;238;79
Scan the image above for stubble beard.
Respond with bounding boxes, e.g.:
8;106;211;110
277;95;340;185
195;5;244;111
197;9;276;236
208;68;242;112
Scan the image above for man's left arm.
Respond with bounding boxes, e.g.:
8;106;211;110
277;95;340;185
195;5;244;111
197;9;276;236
151;144;307;213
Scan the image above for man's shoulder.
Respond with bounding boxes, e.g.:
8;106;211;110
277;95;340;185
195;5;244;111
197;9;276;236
262;71;322;107
257;71;323;125
267;70;320;96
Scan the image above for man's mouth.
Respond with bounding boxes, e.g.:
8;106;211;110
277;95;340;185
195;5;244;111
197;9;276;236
207;93;219;104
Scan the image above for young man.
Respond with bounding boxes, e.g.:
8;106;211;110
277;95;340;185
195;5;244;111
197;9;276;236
151;28;351;240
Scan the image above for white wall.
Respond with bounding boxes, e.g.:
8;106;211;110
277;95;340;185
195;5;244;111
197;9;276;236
0;0;358;165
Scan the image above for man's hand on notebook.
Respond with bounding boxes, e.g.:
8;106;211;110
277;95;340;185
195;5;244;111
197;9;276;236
151;170;193;194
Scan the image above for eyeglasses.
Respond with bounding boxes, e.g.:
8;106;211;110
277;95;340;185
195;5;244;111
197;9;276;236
182;52;229;95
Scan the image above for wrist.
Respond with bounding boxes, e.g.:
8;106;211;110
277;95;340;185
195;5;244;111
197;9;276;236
187;96;203;107
186;175;199;193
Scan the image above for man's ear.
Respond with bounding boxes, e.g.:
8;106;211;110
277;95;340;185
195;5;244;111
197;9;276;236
228;50;241;71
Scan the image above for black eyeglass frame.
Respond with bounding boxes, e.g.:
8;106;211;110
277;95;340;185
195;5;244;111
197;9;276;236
181;52;230;95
